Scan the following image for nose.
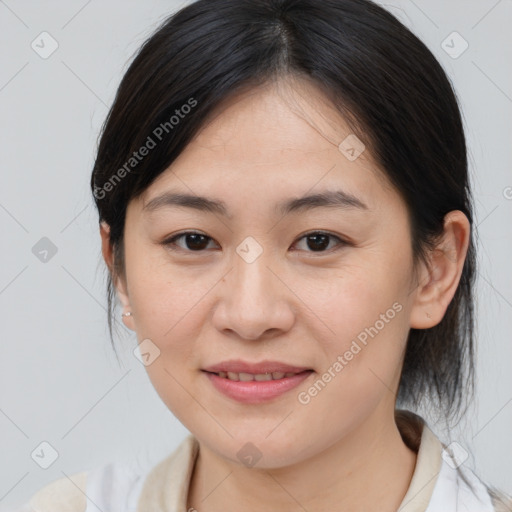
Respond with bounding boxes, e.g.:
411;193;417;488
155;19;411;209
212;250;295;341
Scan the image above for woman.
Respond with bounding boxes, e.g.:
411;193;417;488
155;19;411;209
15;0;512;510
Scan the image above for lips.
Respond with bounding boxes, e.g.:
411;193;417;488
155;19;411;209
202;359;312;375
201;360;314;403
214;371;300;381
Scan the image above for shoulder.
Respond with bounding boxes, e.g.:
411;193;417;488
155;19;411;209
488;487;512;512
17;470;88;512
437;440;512;512
395;410;512;512
14;436;199;512
14;459;145;512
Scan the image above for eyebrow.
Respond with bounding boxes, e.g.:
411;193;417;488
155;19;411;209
142;189;369;218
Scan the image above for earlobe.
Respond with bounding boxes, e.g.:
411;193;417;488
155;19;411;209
409;210;470;329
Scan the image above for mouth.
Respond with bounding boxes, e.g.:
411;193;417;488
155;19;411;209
201;361;314;403
203;370;311;381
202;359;313;375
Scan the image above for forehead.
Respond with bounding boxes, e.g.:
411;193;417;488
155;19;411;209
139;77;394;214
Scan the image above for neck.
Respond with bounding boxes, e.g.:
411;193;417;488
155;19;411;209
187;408;418;512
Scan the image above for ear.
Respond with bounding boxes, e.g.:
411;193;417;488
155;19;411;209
99;221;135;331
409;210;471;329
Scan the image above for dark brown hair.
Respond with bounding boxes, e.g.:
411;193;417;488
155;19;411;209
91;0;477;425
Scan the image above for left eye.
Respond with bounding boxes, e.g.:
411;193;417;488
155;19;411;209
292;231;346;253
162;231;346;253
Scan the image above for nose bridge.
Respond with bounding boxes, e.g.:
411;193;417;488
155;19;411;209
231;243;277;312
213;239;294;339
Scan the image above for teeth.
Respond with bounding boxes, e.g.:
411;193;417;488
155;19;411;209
254;373;273;381
215;371;303;381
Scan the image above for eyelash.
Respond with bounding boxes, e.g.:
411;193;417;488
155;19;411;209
161;230;348;255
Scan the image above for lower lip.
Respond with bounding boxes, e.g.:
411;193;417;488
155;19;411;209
203;370;313;404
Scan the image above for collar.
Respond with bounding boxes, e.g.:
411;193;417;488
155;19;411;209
396;410;442;511
135;433;199;510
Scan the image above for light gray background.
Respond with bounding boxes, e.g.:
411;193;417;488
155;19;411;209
1;0;511;509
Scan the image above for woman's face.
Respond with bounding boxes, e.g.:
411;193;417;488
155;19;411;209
116;78;426;468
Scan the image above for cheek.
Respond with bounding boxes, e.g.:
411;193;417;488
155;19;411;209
297;257;410;392
123;244;220;410
125;239;212;337
125;255;214;429
293;280;408;447
300;256;407;341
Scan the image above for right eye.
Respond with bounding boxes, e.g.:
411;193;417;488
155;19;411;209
161;231;220;252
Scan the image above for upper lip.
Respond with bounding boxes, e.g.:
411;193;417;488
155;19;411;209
202;359;312;374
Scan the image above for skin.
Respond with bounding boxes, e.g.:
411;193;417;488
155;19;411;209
100;76;470;512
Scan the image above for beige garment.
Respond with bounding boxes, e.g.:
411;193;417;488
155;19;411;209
19;410;511;512
18;471;88;512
